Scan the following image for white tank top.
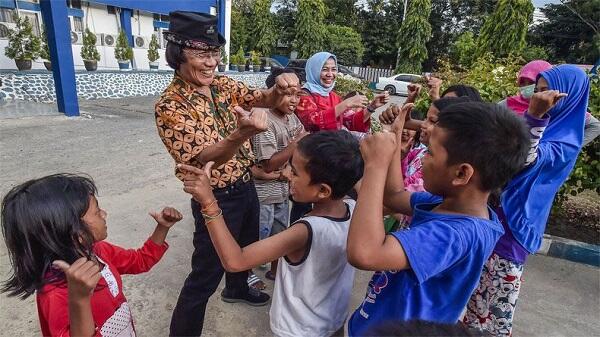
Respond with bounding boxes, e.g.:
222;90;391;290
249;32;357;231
270;200;356;337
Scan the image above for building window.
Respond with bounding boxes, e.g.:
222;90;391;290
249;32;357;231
210;7;217;16
0;8;16;23
66;0;82;9
107;5;116;15
72;16;83;32
161;14;169;22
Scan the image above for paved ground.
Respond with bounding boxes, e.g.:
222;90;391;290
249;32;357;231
0;96;599;337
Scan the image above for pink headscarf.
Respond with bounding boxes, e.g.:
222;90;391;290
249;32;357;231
506;60;552;115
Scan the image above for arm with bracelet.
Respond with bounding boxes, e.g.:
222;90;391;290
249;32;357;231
178;163;310;273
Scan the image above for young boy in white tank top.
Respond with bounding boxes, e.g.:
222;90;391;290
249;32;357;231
179;130;364;337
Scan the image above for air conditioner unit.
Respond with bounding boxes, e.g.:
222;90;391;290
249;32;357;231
95;33;102;46
133;35;149;48
0;22;17;39
71;31;83;44
102;33;116;47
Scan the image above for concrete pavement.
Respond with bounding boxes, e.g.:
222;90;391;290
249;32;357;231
0;96;598;337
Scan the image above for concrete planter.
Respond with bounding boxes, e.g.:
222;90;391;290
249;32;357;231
43;61;52;71
149;61;159;70
229;64;237;71
237;64;246;72
218;64;226;72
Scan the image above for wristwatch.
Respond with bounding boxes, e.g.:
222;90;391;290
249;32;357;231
367;105;376;114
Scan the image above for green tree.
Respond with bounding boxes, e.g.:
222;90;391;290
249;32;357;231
476;0;534;58
81;28;100;61
231;1;253;53
358;0;404;67
273;0;297;54
293;0;327;58
148;34;160;62
324;0;358;28
449;31;477;68
395;0;432;73
530;0;599;64
4;14;41;61
114;29;133;61
324;24;364;65
252;0;277;56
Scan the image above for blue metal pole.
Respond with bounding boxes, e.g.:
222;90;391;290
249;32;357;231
217;0;225;36
119;8;133;46
39;0;79;116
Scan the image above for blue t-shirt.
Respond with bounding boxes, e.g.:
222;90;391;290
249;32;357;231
348;192;504;336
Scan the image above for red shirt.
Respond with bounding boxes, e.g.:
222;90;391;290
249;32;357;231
36;239;168;337
296;91;370;132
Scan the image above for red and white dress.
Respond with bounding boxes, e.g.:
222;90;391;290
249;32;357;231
36;239;168;337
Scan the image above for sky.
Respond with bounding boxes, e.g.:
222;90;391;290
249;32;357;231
533;0;561;7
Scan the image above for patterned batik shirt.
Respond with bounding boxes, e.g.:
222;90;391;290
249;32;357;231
155;74;263;188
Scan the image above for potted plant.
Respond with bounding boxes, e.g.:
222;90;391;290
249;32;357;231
40;25;51;71
4;14;41;71
218;46;227;72
115;29;133;70
251;51;261;72
148;34;160;70
81;28;101;71
234;47;245;72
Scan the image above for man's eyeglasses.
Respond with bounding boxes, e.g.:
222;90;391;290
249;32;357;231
184;49;222;62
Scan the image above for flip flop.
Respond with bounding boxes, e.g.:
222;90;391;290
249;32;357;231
265;270;276;281
247;273;266;290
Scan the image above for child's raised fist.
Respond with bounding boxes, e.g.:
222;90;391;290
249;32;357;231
150;207;183;228
52;258;102;300
528;90;568;119
360;132;397;166
179;162;216;207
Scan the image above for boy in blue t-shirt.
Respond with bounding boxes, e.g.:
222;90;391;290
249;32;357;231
347;102;531;336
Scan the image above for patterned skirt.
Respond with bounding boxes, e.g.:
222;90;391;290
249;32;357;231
463;253;524;337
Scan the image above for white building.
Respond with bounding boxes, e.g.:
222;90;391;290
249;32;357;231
0;0;231;71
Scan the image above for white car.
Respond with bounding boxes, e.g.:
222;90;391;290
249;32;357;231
375;73;422;95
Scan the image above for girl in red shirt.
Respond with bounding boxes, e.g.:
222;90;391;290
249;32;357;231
1;174;182;337
296;52;390;132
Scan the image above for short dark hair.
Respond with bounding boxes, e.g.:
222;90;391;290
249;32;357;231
366;320;490;336
442;85;483;101
165;41;187;70
1;174;98;298
437;102;530;191
432;96;473;112
266;68;296;88
296;130;364;199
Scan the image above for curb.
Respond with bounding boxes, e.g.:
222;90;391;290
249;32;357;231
536;234;600;267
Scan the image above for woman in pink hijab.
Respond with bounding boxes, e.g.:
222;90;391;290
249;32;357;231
499;60;600;145
500;60;552;115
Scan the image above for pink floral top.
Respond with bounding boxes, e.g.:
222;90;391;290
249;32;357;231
401;144;426;193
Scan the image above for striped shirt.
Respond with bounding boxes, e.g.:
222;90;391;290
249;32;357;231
252;110;304;204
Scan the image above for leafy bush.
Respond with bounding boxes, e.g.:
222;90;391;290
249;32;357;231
324;24;364;66
114;29;133;61
449;32;476;69
251;50;261;65
81;28;100;61
231;47;245;65
334;76;373;100
221;46;228;64
4;14;41;61
147;34;160;62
